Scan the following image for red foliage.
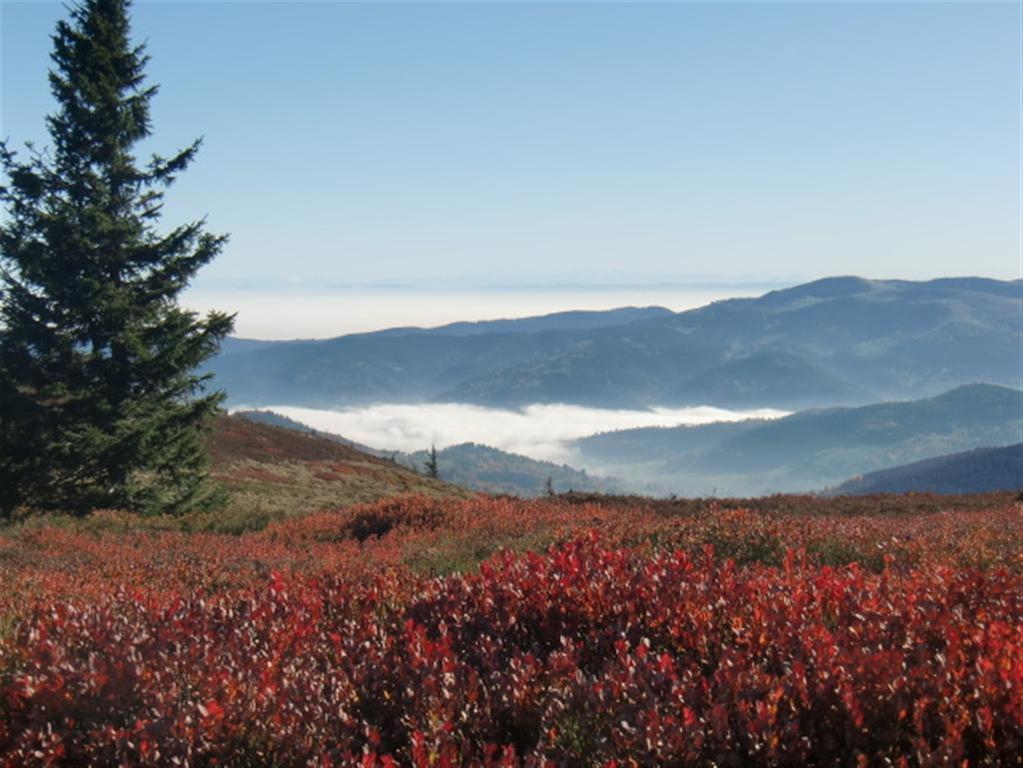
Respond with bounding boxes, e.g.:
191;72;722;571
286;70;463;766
1;496;1021;765
207;415;387;468
313;462;359;482
228;466;293;484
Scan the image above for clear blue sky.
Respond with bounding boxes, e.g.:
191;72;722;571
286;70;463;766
2;0;1020;294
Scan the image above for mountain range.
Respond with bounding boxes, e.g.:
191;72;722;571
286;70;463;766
207;277;1021;410
235;382;1021;499
572;384;1023;496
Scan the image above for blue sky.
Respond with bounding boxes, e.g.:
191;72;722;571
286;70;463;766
2;1;1020;307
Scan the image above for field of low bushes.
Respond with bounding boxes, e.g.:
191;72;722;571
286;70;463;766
1;493;1020;765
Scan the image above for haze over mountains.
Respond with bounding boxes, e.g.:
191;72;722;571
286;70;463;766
207;276;1021;497
209;277;1020;411
235;409;615;498
574;383;1023;496
830;443;1023;496
236;383;1021;498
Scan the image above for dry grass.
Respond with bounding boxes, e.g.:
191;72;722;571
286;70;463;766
197;416;471;532
0;415;471;535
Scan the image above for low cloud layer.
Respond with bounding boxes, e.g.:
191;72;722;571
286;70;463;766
186;286;768;340
250;402;789;464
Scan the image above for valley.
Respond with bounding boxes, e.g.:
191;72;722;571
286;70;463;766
2;0;1019;762
205;277;1022;499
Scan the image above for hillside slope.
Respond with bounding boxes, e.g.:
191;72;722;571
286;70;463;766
688;383;1022;474
831;443;1023;495
573;384;1023;496
204;415;469;530
234;409;613;497
400;443;614;497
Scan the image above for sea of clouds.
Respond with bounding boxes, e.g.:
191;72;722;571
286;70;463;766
187;285;776;339
251;402;789;464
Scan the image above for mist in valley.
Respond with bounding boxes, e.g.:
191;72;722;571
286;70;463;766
240;378;1023;500
249;402;789;466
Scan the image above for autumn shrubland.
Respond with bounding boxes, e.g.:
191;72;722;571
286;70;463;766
201;417;470;533
1;478;1021;765
2;415;469;536
2;0;1018;764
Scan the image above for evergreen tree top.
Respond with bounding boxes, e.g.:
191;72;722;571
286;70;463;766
0;0;234;517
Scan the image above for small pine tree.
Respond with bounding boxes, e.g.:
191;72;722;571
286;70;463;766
424;444;439;479
0;0;233;517
545;475;555;497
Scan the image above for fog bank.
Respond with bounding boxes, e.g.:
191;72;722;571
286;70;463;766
187;285;776;340
248;402;789;464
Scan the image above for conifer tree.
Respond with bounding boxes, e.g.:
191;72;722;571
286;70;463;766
424;445;439;479
0;0;234;517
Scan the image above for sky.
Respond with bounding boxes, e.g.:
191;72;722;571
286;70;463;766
2;0;1020;337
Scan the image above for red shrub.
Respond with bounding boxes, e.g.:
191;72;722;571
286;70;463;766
1;496;1021;765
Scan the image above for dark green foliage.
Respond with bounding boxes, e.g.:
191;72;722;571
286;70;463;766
0;0;233;517
424;444;439;479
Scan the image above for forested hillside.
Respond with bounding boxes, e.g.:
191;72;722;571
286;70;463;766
832;443;1023;495
208;277;1021;410
574;384;1023;496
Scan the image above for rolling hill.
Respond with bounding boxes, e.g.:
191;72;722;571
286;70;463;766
398;443;614;497
572;383;1023;496
234;409;614;497
831;443;1023;495
203;415;468;531
207;277;1021;410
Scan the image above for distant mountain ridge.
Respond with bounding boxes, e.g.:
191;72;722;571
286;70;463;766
208;276;1021;410
370;306;674;337
399;443;615;497
830;443;1023;496
687;383;1021;474
572;383;1023;497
